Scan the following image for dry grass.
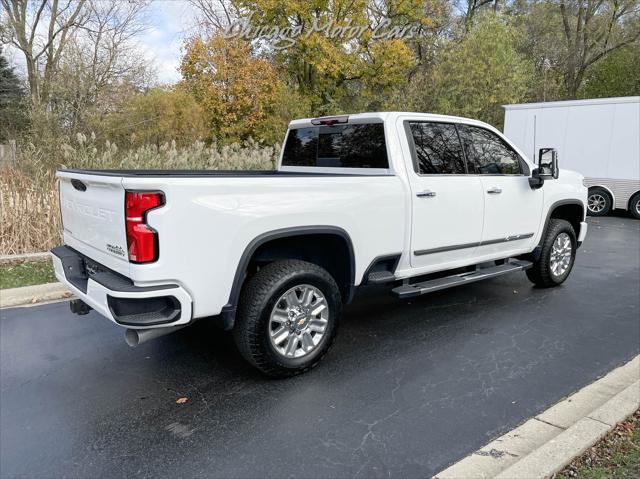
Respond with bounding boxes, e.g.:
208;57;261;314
1;168;61;255
1;138;279;254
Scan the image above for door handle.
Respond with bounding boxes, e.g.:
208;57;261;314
487;187;502;194
416;190;437;198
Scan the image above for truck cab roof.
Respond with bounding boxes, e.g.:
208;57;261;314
288;112;497;130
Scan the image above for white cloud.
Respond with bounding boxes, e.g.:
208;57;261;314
137;0;199;84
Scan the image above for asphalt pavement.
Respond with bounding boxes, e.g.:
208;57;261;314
1;216;639;479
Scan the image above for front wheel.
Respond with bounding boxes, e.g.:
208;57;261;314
526;219;577;288
233;260;341;378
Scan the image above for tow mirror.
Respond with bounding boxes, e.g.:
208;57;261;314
538;148;558;179
529;148;558;189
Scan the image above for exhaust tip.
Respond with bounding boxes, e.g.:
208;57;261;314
124;329;140;347
124;324;190;347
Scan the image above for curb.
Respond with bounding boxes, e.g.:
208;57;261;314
0;282;72;308
434;355;640;479
0;252;51;265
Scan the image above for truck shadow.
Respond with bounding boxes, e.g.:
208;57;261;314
158;271;543;384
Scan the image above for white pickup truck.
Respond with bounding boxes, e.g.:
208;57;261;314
53;112;588;377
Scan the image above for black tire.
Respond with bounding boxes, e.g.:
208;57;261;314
526;219;577;288
628;192;640;220
233;259;341;378
587;187;613;216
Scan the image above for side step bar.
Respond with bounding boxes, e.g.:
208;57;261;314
392;259;532;299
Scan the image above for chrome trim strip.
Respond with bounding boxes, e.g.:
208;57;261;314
414;233;534;256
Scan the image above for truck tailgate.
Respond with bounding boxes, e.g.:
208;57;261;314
58;172;129;272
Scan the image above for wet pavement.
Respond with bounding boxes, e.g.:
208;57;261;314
1;216;639;478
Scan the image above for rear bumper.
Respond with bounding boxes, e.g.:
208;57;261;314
51;246;192;328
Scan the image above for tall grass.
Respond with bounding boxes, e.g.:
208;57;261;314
1;138;279;254
0;169;61;255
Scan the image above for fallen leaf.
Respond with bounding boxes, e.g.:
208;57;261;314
176;397;188;404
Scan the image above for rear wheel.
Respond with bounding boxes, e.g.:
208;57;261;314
587;187;613;216
233;260;341;378
526;219;577;288
628;192;640;220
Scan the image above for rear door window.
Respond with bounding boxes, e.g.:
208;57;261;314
408;122;467;174
282;123;389;169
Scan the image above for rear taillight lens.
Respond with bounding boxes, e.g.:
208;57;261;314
125;191;164;263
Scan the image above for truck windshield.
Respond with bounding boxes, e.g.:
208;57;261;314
282;123;388;169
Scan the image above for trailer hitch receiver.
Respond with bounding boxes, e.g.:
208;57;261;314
70;299;92;315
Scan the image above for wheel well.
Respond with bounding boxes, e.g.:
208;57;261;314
549;203;584;236
628;190;640;209
244;233;354;303
588;185;615;203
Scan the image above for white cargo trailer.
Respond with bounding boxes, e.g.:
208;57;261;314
503;96;640;218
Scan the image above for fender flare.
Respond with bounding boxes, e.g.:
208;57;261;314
219;226;356;329
528;199;585;261
541;199;585;241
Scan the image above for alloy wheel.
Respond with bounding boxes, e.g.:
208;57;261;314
268;284;329;359
550;232;572;277
588;194;606;213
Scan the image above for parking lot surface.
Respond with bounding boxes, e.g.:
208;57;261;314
1;216;639;478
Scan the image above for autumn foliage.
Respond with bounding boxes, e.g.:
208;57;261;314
181;35;284;143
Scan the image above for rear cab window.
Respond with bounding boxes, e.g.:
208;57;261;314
408;122;467;174
281;121;390;172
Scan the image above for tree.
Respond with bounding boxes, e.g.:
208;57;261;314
188;0;240;30
80;0;151;102
0;46;27;141
1;0;151;110
180;35;285;143
578;45;640;97
189;0;420;114
407;14;532;127
558;0;640;98
98;87;208;147
456;0;501;31
511;0;640;99
1;0;89;104
46;0;154;135
506;0;567;101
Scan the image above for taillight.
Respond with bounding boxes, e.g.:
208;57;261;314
125;191;164;263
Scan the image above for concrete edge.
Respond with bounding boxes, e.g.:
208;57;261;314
434;355;640;479
0;252;51;265
0;282;72;309
496;380;639;479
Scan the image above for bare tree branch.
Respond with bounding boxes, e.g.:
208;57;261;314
554;0;640;97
